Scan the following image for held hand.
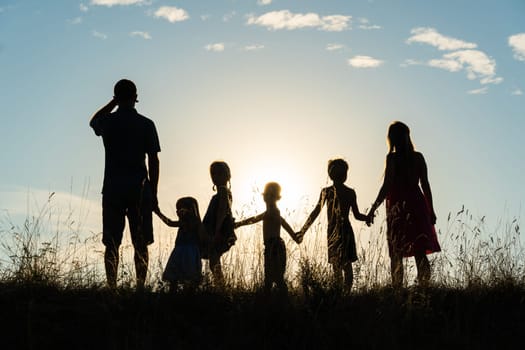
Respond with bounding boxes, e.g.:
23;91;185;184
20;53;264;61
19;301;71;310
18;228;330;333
365;211;375;227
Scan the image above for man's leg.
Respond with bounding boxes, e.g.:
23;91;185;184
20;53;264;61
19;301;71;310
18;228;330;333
104;243;119;289
134;243;148;290
129;182;154;290
102;194;125;289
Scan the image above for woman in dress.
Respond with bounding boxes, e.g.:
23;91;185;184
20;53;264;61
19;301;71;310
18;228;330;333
368;121;440;287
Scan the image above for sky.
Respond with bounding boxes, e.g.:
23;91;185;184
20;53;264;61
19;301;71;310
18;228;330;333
0;0;524;240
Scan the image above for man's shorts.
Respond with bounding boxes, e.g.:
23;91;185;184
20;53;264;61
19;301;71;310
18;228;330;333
102;182;154;248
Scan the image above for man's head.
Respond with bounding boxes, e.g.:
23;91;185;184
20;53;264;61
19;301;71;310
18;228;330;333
113;79;137;106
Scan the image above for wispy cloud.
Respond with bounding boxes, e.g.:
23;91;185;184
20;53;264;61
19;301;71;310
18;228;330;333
467;86;488;95
243;44;264;51
358;18;381;30
205;43;225;52
91;0;149;6
154;6;189;23
326;43;344;51
80;3;89;12
68;17;83;25
511;88;523;96
200;14;211;21
223;11;236;22
246;10;350;32
428;50;502;85
257;0;272;5
407;27;477;51
130;31;151;40
348;55;384;68
92;30;108;40
400;59;424;67
508;33;525;61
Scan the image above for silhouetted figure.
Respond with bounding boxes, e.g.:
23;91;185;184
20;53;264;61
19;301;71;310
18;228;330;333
235;182;301;294
297;159;368;292
156;197;204;292
90;79;160;290
202;161;237;287
368;121;440;288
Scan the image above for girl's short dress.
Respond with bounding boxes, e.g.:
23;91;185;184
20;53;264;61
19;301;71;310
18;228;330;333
163;228;202;283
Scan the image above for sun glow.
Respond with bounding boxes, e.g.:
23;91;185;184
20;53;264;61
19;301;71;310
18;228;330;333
234;160;310;221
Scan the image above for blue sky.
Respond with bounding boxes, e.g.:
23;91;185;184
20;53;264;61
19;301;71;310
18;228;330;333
0;0;524;236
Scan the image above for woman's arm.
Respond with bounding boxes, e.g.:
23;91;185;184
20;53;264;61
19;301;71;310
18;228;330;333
418;153;437;224
369;155;395;216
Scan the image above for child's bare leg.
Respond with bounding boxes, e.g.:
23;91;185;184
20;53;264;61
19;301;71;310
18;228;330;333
390;254;403;288
332;263;343;289
209;253;224;287
342;262;353;292
415;253;430;287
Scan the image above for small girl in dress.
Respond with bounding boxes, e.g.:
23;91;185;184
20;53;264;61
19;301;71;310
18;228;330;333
202;161;237;286
297;159;369;292
156;197;204;292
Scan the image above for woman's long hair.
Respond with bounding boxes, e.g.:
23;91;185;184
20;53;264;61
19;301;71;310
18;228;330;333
387;121;415;154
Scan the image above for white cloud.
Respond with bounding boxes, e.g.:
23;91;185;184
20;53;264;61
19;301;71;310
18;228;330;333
92;30;108;40
326;43;344;51
428;50;502;85
68;17;83;25
91;0;149;6
400;59;423;67
201;14;211;21
358;17;381;30
80;3;89;12
508;33;525;61
130;31;152;40
511;88;523;96
154;6;189;23
468;86;489;95
223;11;236;22
407;27;477;51
257;0;272;5
244;44;264;51
348;55;384;68
205;43;225;52
246;10;350;32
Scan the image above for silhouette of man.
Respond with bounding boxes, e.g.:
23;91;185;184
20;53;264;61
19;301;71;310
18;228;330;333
90;79;160;289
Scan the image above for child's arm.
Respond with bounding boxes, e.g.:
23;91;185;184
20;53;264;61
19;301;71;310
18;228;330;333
298;190;325;236
155;210;179;227
350;190;369;222
234;213;265;228
281;217;301;244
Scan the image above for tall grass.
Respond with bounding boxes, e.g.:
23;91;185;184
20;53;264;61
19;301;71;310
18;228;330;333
0;192;523;293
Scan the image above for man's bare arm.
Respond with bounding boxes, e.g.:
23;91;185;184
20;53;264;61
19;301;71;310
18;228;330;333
89;99;118;136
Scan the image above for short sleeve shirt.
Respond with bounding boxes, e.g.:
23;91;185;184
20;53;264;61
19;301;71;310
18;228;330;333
91;107;161;194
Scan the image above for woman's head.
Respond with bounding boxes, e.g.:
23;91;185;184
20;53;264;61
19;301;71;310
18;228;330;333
176;197;200;221
387;121;414;154
210;161;231;187
328;158;348;183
